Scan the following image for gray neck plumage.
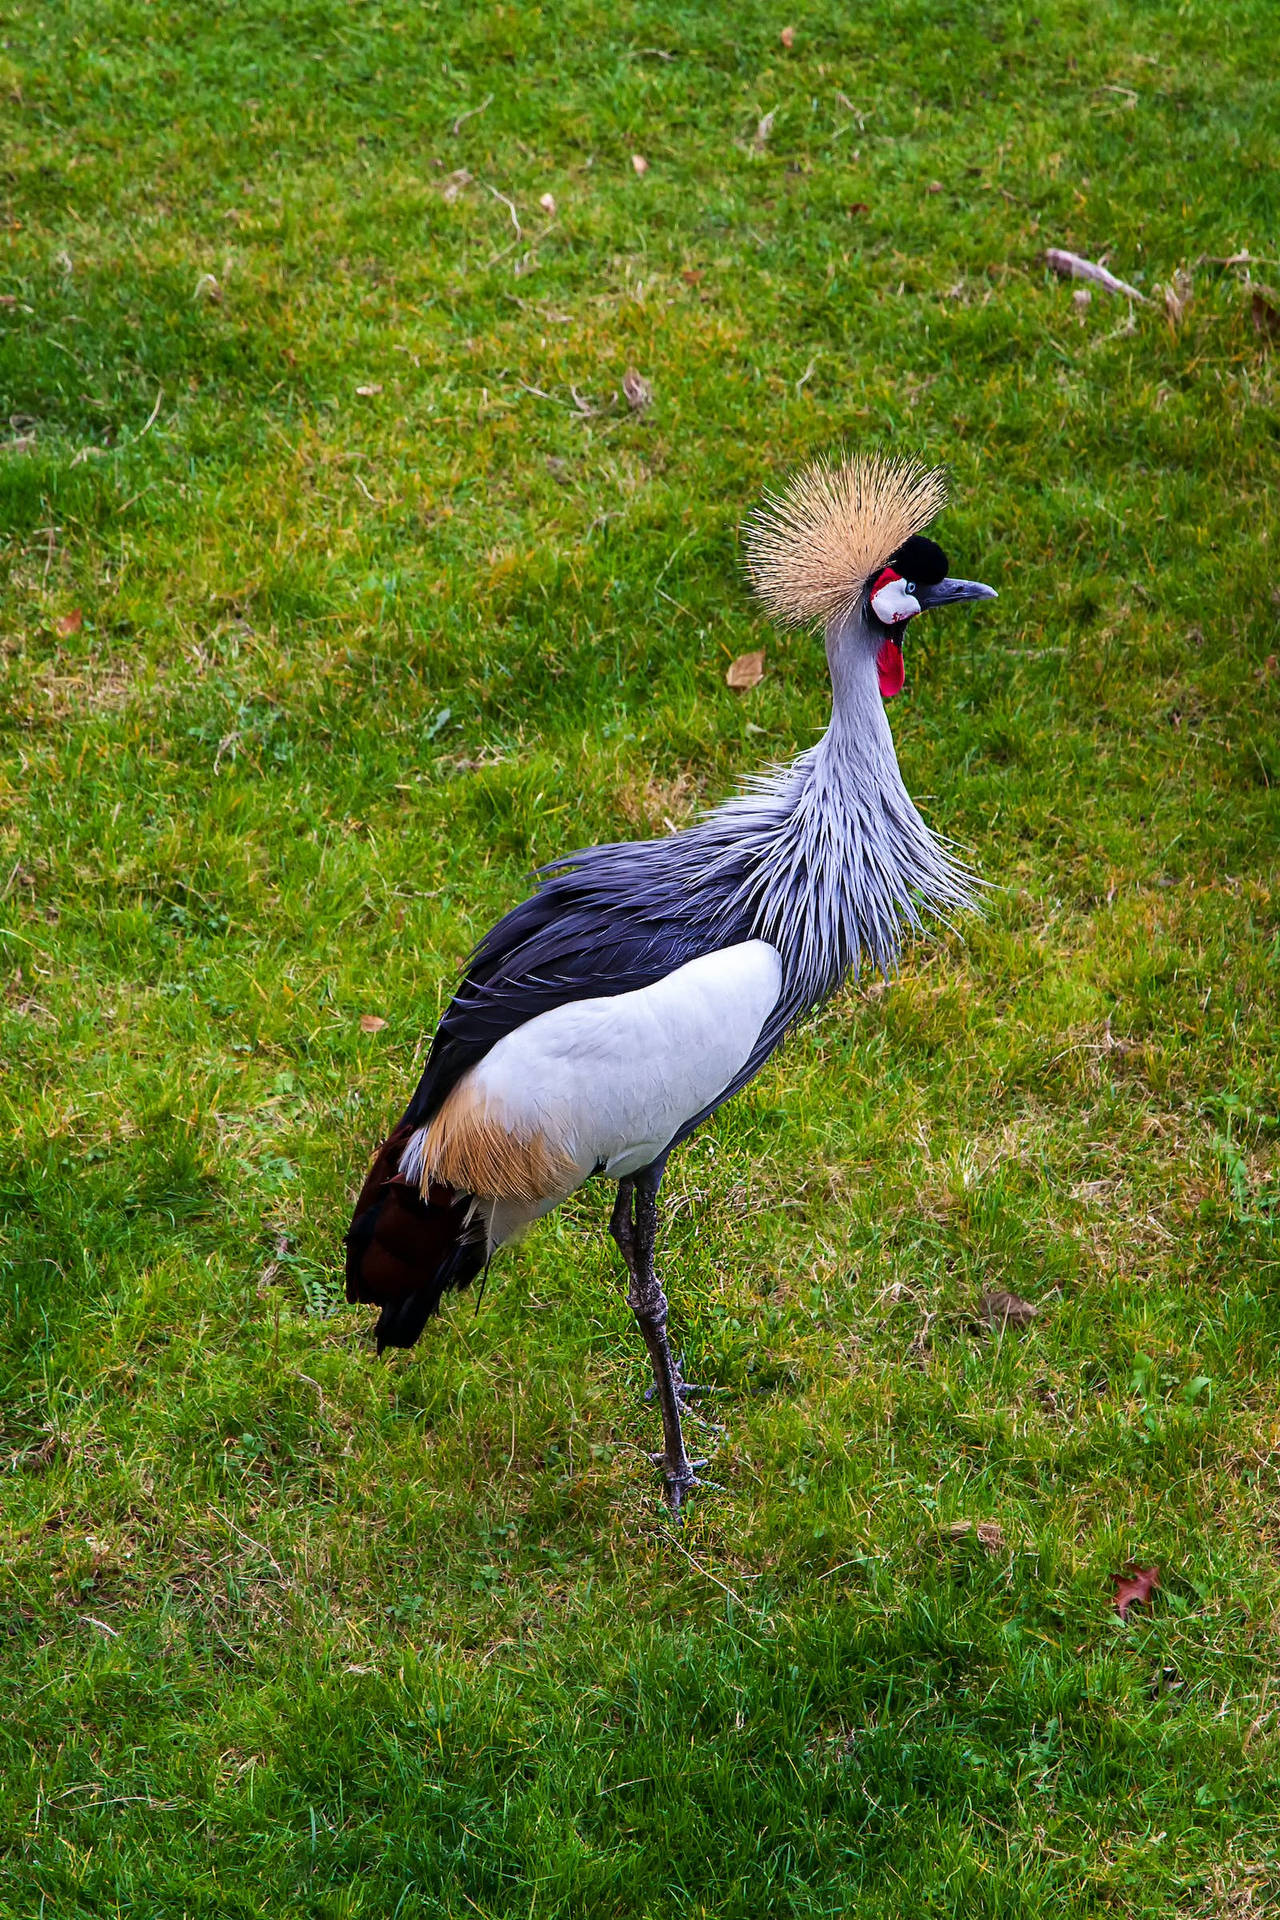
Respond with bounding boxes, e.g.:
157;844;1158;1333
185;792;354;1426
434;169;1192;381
699;603;976;1005
822;603;907;798
557;604;976;1014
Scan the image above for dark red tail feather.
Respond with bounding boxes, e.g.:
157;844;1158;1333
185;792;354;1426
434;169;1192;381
345;1126;485;1350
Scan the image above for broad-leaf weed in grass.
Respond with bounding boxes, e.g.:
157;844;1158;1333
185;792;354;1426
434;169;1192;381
1;2;1278;1915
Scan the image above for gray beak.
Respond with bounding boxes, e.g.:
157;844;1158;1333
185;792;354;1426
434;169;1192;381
917;576;998;609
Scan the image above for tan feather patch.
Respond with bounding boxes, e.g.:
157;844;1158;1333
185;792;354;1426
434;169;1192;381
418;1078;579;1204
744;452;948;627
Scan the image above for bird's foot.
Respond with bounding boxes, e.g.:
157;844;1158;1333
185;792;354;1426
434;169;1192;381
649;1453;720;1517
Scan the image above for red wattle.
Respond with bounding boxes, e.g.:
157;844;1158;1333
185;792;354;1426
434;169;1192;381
877;639;905;699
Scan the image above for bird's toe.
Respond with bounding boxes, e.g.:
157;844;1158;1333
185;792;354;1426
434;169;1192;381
649;1454;720;1516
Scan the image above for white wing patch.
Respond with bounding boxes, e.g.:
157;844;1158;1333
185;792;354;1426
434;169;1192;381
401;940;783;1246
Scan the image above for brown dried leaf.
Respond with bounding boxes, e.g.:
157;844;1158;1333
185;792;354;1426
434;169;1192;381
441;168;472;204
726;649;765;690
1112;1563;1159;1618
355;383;382;397
980;1289;1038;1330
847;202;870;217
1251;290;1280;342
359;1014;387;1033
55;609;83;637
681;267;703;286
780;25;795;48
631;153;649;176
622;368;652;411
927;180;943;194
539;191;556;215
193;272;222;303
947;1519;1006;1553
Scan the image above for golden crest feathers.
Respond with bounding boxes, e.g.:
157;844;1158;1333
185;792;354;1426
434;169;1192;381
744;453;948;627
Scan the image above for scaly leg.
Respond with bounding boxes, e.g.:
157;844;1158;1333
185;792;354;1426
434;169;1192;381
609;1169;703;1514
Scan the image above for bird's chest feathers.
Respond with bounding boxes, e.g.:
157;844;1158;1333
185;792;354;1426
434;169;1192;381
748;751;916;993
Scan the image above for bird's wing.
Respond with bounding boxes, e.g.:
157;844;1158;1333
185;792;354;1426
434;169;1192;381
400;873;732;1131
659;996;795;1156
411;940;784;1246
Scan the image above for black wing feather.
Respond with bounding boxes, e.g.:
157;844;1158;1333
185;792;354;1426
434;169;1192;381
400;865;746;1131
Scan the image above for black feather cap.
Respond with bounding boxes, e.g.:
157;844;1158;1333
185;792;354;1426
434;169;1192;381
882;534;949;587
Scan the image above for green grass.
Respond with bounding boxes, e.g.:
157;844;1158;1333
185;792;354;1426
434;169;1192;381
2;0;1279;1912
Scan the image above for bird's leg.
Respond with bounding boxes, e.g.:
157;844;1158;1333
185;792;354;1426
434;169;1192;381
608;1178;637;1275
615;1183;711;1414
621;1171;703;1514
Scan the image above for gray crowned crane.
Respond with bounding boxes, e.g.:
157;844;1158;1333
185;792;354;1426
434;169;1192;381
345;453;996;1510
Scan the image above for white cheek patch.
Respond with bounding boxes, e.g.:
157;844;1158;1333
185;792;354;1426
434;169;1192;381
870;573;921;626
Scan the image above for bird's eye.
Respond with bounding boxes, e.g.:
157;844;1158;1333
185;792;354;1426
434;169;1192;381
906;582;916;595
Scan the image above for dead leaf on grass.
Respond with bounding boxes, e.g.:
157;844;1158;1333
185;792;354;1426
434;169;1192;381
1251;290;1280;343
947;1520;1006;1553
726;649;765;690
355;383;382;397
753;111;775;153
539;191;556;215
359;1014;388;1033
622;368;652;411
848;202;871;217
441;169;472;203
1112;1564;1160;1618
780;25;795;48
980;1289;1038;1331
631;154;649;176
55;609;83;637
193;273;222;303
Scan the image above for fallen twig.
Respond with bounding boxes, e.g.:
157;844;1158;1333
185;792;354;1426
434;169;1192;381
137;385;164;439
451;94;493;136
481;182;521;236
570;384;616;418
1045;248;1147;303
1196;249;1280;271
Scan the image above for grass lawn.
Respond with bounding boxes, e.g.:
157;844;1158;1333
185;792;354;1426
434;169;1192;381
2;0;1279;1912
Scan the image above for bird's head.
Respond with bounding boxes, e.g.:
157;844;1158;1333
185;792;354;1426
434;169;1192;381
864;531;997;699
744;453;997;701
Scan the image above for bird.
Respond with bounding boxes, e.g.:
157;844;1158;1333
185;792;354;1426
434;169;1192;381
345;452;997;1511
